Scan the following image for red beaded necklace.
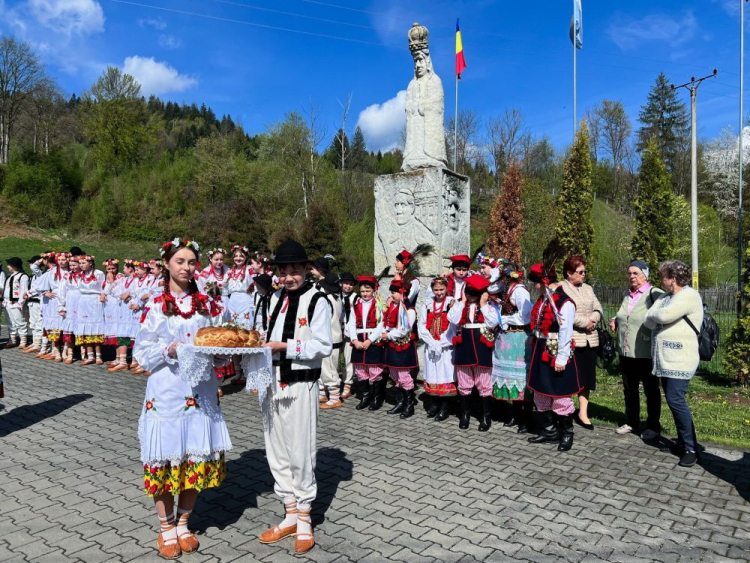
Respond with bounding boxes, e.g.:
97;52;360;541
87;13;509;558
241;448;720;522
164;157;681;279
210;265;226;282
162;291;199;319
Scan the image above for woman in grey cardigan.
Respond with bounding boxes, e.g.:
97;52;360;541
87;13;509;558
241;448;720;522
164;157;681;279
610;260;663;439
644;260;703;468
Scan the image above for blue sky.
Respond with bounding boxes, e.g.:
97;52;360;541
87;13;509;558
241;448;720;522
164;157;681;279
0;0;746;153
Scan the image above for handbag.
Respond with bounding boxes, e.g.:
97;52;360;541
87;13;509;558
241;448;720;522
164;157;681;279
594;310;616;367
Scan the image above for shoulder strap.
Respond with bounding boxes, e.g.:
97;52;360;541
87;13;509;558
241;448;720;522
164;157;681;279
307;290;330;324
682;315;700;337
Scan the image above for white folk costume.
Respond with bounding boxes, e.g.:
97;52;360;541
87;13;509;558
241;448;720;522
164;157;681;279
2;260;30;346
75;267;106;345
319;276;344;409
418;294;456;398
102;269;124;347
39;259;69;349
258;240;332;556
25;259;45;352
338;273;358;392
200;263;230;314
58;269;80;347
118;269;151;343
226;263;256;328
134;289;231;497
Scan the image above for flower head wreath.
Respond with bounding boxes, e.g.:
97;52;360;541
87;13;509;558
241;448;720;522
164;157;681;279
80;255;95;262
476;253;498;268
231;244;250;256
160;238;201;258
208;247;227;258
102;258;119;267
123;259;135;267
133;260;150;269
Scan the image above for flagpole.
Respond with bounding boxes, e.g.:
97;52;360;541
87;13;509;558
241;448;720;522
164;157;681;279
454;73;458;171
573;0;578;141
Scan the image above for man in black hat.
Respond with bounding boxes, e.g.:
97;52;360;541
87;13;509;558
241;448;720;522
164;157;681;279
338;272;357;399
2;257;30;349
259;240;332;556
22;256;45;354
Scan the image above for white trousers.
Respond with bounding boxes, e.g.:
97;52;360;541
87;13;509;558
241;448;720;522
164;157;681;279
5;306;28;340
320;348;341;389
27;302;43;341
343;344;354;385
262;379;318;511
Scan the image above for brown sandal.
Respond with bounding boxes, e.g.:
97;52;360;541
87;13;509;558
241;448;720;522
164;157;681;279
177;530;199;553
157;532;181;560
294;509;315;555
259;500;298;544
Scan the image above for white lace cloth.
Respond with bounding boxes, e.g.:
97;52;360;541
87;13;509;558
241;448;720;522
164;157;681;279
177;344;273;405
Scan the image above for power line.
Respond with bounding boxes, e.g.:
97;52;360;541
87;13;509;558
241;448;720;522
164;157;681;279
109;0;382;45
210;0;375;30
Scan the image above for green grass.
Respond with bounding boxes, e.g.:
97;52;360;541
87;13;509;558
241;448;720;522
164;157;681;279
586;361;750;450
0;234;160;263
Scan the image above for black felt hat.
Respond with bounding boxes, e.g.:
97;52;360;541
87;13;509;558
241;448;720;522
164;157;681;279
339;272;356;284
6;257;23;270
254;273;273;293
272;240;310;265
318;272;341;294
29;255;42;264
69;246;85;257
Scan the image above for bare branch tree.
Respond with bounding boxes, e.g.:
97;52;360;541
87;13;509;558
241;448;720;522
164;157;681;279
485;108;530;187
335;93;352;171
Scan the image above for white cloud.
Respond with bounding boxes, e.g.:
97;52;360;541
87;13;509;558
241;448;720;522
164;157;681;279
28;0;105;36
158;34;183;49
712;0;739;18
608;11;697;51
122;56;197;95
139;17;167;30
356;90;406;153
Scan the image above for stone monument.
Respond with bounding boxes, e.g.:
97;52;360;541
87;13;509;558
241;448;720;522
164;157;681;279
374;22;470;277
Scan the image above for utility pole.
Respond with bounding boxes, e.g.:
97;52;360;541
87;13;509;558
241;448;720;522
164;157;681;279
672;69;718;290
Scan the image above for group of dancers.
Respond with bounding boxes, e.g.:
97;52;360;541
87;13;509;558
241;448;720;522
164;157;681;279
2;238;584;559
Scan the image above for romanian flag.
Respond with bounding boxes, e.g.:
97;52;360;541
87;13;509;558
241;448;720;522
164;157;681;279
456;19;467;79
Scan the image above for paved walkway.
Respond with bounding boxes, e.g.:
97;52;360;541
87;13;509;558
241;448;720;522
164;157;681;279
0;347;749;563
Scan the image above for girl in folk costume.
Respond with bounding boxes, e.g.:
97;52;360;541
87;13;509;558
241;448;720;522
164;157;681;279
338;272;358;400
2;257;30;349
393;249;422;305
526;264;581;452
75;255;106;366
346;276;386;411
258;240;333;556
250;251;273;278
445;254;472;301
226;245;256;328
101;259;124;361
109;260;137;372
447;274;499;432
126;261;153;375
200;248;230;313
417;277;456;422
382;279;419;419
148;259;166;299
491;265;534;433
134;239;230;560
23;256;46;354
38;253;69;361
58;255;82;364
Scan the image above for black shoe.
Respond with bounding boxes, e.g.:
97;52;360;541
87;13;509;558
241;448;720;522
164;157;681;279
504;402;522;427
669;442;686;457
387;388;407;415
458;395;471;429
528;411;560;443
426;396;440;418
478;396;493;432
678;451;698;467
355;382;372;410
434;397;450;422
517;401;533;434
400;390;415;419
574;412;594;430
558;414;574;451
368;379;385;411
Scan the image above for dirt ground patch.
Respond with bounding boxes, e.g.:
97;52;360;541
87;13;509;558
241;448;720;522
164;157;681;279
694;392;750;406
0;220;48;240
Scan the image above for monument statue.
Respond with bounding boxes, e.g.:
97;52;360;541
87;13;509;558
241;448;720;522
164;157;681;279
402;22;448;172
373;22;470;280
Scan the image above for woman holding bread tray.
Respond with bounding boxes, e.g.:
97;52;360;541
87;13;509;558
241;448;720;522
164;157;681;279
133;238;232;560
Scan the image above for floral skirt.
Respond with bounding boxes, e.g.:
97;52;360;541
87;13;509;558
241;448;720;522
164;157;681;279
75;334;104;345
47;330;62;343
492;330;532;402
143;454;226;497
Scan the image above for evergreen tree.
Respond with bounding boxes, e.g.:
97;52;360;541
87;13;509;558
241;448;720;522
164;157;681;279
637;72;690;194
631;137;674;283
486;162;524;265
724;241;750;385
554;120;594;261
349;126;368;171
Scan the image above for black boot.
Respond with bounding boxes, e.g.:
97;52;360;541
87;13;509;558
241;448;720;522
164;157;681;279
528;411;560;443
426;395;440;418
356;382;372;410
517;401;533;434
434;396;450;422
478;396;493;432
458;394;471;429
368;379;385;411
558;414;574;451
505;401;522;427
400;389;415;419
387;387;407;415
